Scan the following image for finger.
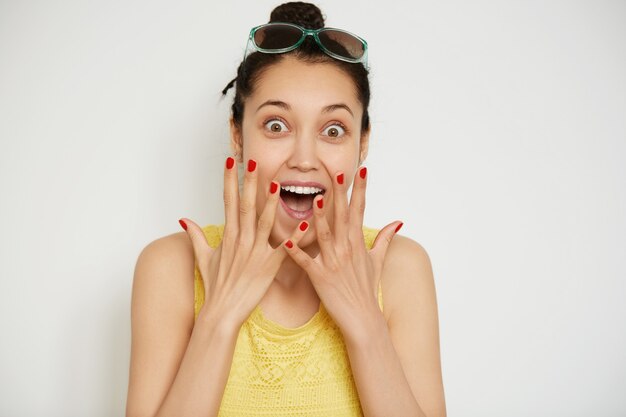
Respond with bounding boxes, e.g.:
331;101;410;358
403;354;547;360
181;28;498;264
332;171;350;246
221;156;240;267
347;166;368;254
178;217;213;269
313;194;339;266
239;158;258;248
254;180;281;247
223;156;240;236
369;220;403;265
282;222;319;275
293;220;310;244
348;166;368;233
267;220;310;267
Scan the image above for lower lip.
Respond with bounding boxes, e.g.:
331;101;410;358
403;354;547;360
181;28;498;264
279;197;314;220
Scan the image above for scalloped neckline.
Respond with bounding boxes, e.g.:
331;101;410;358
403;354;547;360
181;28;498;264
250;301;328;335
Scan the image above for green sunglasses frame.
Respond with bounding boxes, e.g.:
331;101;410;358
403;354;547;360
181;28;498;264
244;22;369;67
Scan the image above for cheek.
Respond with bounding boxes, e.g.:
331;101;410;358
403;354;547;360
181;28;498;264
241;128;285;160
252;160;283;215
253;165;269;203
320;143;360;173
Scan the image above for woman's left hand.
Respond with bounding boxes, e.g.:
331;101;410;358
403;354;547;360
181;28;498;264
283;166;402;341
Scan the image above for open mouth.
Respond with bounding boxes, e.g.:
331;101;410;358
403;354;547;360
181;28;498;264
279;184;325;219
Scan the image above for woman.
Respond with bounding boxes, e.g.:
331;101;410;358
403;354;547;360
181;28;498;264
126;2;446;416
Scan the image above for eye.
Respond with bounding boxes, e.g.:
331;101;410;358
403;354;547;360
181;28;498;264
264;119;289;133
322;123;346;138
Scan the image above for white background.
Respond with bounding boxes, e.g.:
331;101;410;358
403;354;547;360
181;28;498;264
1;0;624;416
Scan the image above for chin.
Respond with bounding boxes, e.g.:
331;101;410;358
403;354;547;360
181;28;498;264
268;221;290;248
269;219;317;249
296;227;318;249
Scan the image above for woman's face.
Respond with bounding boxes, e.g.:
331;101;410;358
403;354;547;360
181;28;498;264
232;55;369;249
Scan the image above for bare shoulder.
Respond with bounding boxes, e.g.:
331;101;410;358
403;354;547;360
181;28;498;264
131;230;195;324
380;234;436;326
126;230;196;417
379;233;447;417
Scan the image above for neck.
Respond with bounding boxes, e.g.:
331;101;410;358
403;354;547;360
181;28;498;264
274;240;320;290
274;257;308;290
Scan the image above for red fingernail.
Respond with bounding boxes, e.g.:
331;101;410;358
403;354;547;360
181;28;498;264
300;221;308;231
285;240;293;249
179;219;187;231
337;173;344;185
270;181;278;194
226;157;235;169
359;167;367;179
316;197;324;209
395;222;403;233
247;159;257;172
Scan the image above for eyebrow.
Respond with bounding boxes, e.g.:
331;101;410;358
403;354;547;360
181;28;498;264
255;100;354;117
256;100;290;113
322;103;354;117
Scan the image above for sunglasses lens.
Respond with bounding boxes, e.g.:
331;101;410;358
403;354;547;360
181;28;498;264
318;30;365;60
254;24;303;50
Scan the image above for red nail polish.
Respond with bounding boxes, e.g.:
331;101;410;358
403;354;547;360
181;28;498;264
337;173;344;185
247;159;257;172
316;197;324;209
300;221;308;231
395;222;403;233
270;181;278;194
359;167;367;179
285;240;294;249
226;157;235;169
179;219;187;231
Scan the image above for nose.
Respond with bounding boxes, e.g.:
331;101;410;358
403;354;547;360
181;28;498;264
286;131;320;172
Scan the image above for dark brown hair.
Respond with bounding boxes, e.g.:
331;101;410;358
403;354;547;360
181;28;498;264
222;2;371;134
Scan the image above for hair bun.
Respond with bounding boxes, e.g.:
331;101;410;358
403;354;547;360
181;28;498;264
269;2;325;29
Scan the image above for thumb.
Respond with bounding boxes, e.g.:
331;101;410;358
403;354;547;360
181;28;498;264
179;218;213;268
369;221;403;264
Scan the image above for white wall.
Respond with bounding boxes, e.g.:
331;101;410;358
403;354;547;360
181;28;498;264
1;0;624;415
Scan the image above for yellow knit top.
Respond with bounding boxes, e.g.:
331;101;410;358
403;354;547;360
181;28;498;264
193;224;383;417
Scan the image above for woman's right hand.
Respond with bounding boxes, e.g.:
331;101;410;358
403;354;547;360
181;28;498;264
179;157;308;329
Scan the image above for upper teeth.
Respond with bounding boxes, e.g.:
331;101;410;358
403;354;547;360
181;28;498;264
281;185;323;195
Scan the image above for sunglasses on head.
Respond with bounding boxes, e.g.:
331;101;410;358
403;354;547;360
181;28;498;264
244;22;368;67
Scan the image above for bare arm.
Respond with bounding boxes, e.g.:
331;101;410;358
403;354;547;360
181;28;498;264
155;306;240;416
344;236;446;417
282;167;446;417
126;157;306;417
125;233;240;417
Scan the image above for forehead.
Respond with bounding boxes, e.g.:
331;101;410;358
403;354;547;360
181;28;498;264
247;56;362;114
